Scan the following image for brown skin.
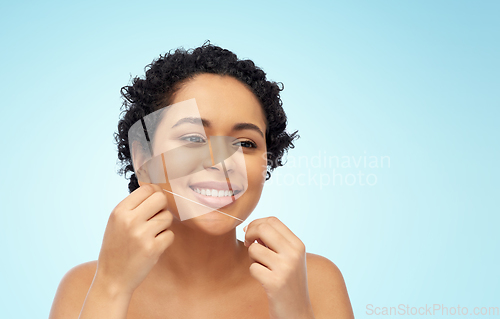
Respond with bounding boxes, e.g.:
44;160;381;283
49;74;354;319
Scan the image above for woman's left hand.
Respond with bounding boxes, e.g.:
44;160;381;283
244;216;315;319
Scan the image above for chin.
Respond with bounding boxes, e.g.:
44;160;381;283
183;211;242;235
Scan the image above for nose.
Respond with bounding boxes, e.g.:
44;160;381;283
203;136;241;174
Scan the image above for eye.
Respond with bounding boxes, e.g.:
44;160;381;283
180;134;207;144
234;140;257;149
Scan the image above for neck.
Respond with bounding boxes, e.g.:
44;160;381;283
151;218;249;291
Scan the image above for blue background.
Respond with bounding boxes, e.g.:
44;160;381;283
0;0;498;318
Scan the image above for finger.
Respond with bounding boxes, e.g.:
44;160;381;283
243;218;270;245
154;229;175;252
115;183;159;211
247;242;279;271
146;210;173;237
246;217;302;250
256;238;266;247
249;262;272;286
244;221;289;254
134;189;169;221
265;216;305;249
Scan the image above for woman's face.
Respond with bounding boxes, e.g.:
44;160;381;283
138;73;268;235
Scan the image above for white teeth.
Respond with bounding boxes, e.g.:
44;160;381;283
192;187;235;197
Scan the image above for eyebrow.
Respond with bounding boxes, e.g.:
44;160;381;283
171;117;264;138
171;117;207;128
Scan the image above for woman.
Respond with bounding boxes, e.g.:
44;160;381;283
49;41;354;319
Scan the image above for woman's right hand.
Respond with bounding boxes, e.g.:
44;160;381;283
95;183;175;295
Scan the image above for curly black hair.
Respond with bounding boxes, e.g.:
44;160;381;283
114;40;300;194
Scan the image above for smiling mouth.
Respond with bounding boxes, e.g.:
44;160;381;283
186;185;243;210
188;186;242;197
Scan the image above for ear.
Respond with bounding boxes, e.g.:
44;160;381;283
130;140;151;185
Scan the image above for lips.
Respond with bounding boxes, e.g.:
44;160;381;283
188;180;244;209
189;180;243;193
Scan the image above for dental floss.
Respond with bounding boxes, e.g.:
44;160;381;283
162;188;244;222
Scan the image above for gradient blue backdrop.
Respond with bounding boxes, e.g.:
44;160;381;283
1;0;498;318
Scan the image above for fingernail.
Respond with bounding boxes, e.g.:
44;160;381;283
243;225;248;232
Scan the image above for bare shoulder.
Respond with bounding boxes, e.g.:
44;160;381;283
306;253;354;319
49;260;98;319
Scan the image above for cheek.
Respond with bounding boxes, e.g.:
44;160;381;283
233;154;266;220
245;152;268;190
163;147;207;180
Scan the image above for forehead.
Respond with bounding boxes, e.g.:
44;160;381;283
169;73;267;131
